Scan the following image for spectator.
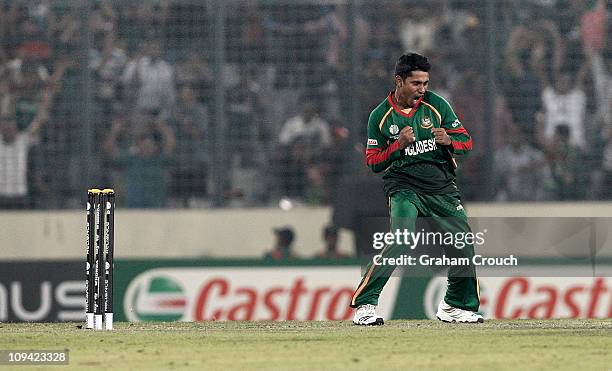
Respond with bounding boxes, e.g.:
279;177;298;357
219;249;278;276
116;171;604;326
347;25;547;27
450;68;486;200
10;12;52;63
168;85;210;206
585;47;611;137
117;2;170;51
264;226;297;261
302;4;348;82
89;23;128;122
49;3;81;51
584;45;612;199
5;49;50;91
320;120;352;204
90;0;117;37
51;41;86;128
5;31;54;129
175;49;213;103
436;2;481;70
502;19;564;140
121;39;176;117
278;98;332;151
394;1;443;55
166;2;211;54
237;2;266;63
315;225;350;259
546;124;585;200
226;64;266;166
493;124;549;201
359;51;391;139
277;99;332;200
366;22;401;68
0;88;51;209
536;66;588;149
223;64;269;205
104;110;176;208
12;57;49;129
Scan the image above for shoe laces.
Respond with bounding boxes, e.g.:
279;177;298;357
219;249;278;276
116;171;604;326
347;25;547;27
359;304;376;315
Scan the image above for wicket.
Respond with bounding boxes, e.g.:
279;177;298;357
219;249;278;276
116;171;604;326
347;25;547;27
85;188;115;330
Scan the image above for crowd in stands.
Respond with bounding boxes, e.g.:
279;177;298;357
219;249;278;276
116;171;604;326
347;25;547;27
0;0;609;209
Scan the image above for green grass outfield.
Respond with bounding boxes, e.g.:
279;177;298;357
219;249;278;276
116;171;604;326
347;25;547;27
2;320;611;370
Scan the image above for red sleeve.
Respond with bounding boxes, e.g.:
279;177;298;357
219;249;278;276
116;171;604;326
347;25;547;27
445;127;473;153
365;141;403;173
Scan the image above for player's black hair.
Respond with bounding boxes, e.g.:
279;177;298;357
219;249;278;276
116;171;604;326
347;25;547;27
394;53;431;80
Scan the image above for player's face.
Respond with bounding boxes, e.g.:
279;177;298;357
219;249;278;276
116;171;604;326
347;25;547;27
395;71;429;108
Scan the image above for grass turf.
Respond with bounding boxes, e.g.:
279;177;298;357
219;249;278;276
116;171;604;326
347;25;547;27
1;320;611;370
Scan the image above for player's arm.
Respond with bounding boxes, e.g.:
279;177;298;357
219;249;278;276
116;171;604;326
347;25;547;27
365;112;413;173
155;118;176;156
437;100;472;156
504;26;529;77
27;86;53;138
104;118;124;160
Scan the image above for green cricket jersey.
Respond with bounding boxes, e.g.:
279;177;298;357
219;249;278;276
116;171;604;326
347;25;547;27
365;91;472;197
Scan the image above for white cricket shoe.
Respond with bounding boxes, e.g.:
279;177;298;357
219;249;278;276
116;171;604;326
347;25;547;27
352;304;384;326
436;300;484;323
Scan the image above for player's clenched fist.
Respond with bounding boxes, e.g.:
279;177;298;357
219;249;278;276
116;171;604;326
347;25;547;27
432;128;451;145
398;126;416;149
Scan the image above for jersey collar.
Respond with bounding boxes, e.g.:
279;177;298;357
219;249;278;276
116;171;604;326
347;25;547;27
387;91;423;118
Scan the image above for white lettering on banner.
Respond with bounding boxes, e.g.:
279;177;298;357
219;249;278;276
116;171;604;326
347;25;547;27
492;277;612;319
193;277;353;321
11;282;52;321
0;281;84;322
55;281;88;321
424;276;612;320
0;284;6;321
123;268;401;322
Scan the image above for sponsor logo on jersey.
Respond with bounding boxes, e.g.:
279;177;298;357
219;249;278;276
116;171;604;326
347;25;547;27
451;119;461;128
456;204;464;211
404;138;438;156
367;138;378;146
389;124;399;135
420;116;433;129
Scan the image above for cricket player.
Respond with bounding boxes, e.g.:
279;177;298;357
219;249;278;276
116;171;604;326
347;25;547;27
351;53;482;325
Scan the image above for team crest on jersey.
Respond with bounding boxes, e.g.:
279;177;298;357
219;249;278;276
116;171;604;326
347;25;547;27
389;124;399;135
420;116;433;129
